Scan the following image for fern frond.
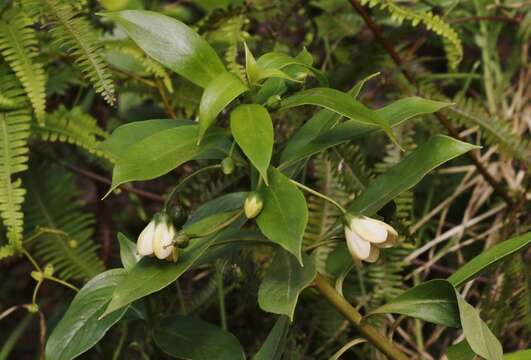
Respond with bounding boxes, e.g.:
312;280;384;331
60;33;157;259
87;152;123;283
448;96;531;167
325;144;373;196
0;109;31;252
0;244;15;260
32;106;112;160
305;155;351;274
206;14;248;80
106;40;174;92
362;0;463;70
23;163;104;280
0;9;46;123
23;0;115;105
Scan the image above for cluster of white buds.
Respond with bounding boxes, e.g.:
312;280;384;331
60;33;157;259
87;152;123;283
137;212;176;260
343;214;398;263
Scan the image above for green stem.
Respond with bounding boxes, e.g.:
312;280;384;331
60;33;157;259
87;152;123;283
216;262;228;331
45;276;79;292
164;165;221;212
313;274;409;360
290;179;346;214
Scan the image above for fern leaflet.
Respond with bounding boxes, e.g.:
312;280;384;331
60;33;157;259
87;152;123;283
0;9;46;124
23;0;115;105
362;0;463;71
23;163;104;280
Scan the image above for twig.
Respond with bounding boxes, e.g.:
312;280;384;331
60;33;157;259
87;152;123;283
313;274;409;360
347;0;514;209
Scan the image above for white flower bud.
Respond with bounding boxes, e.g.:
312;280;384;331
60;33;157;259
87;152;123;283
137;219;155;256
344;214;398;262
153;219;176;260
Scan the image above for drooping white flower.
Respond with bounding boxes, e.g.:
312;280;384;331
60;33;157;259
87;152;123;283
137;219;156;256
153;220;176;260
344;214;398;263
137;213;176;260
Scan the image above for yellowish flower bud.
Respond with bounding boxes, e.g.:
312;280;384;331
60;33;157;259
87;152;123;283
244;192;264;219
137;219;155;256
153;216;176;260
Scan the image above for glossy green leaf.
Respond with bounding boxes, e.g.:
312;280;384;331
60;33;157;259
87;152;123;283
245;44;292;85
448;231;531;287
348;135;477;216
183;192;247;238
258;251;316;320
256;52;327;85
455;290;503;360
102;10;225;88
101;119;193;161
107;125;229;195
256;168;308;263
101;234;218;317
117;232;140;272
198;71;248;142
45;269;128;360
252;316;290;360
153;315;245;360
369;280;460;327
230;104;274;184
279;88;396;143
185;192;247;227
279;97;452;168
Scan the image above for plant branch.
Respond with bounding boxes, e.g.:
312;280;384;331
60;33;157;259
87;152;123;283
347;0;514;209
313;273;409;360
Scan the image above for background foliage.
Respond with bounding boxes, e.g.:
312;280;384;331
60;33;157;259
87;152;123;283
0;0;529;359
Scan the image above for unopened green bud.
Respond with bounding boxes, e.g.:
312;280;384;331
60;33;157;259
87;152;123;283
244;192;264;219
266;95;281;109
170;207;188;227
26;304;39;313
43;264;54;277
174;232;190;248
221;157;235;175
31;271;43;282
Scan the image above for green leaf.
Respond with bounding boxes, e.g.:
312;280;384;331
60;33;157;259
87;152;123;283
230;104;274;184
369;280;460;327
256;168;308;263
101;234;218;317
256;52;327;85
103;10;225;88
245;44;293;85
455;290;503;360
279;97;452;168
258;251;316;320
107;125;229;195
448;231;531;287
198;71;248;142
280;88;396;143
45;269;128;360
348;135;477;216
252;316;290;360
446;340;475;360
153;315;245;360
101;119;193;161
183;192;247;237
117;233;140;272
504;349;531;360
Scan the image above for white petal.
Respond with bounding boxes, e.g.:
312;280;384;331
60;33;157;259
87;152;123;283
137;220;155;256
351;216;388;243
153;223;175;259
373;223;398;248
364;246;380;263
345;226;371;260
